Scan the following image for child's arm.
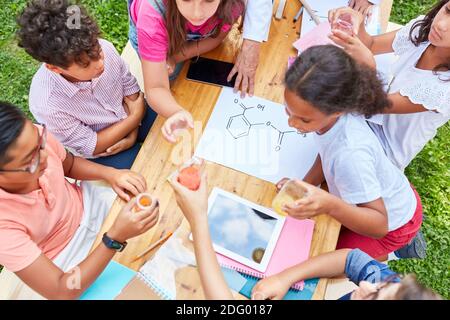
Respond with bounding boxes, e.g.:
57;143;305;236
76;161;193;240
252;249;351;300
168;169;234;300
142;31;229;118
93;93;145;156
15;200;159;300
384;93;430;114
63;152;147;202
284;180;389;239
141;60;194;143
303;154;325;186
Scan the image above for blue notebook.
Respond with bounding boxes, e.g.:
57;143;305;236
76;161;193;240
79;261;136;300
221;267;319;300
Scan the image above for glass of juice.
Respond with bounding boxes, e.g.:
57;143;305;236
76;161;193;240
271;180;307;216
176;157;204;191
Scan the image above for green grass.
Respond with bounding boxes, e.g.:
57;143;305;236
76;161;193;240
0;0;449;299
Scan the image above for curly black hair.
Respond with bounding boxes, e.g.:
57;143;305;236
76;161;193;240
410;0;450;75
17;0;101;68
0;102;27;167
285;45;391;118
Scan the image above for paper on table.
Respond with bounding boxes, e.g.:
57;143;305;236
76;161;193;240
79;261;136;300
194;88;318;184
293;22;333;53
138;233;196;300
300;0;381;37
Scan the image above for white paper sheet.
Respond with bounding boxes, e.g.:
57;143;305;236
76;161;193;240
300;1;381;37
194;88;318;184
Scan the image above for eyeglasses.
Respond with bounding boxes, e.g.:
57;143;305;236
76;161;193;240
0;124;47;174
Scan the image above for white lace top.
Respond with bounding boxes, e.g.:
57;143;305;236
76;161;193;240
368;16;450;171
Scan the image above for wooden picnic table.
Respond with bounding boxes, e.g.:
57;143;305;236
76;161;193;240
92;0;393;300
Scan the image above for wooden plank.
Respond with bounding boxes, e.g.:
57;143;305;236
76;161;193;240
92;0;393;300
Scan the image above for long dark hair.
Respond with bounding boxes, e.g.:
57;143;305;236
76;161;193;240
163;0;245;58
410;0;450;74
0;102;27;167
285;45;391;118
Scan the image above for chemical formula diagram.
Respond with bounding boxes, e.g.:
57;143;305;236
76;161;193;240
226;98;307;152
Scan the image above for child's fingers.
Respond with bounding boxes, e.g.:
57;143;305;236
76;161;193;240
120;180;140;197
128;175;146;193
115;186;131;202
161;125;176;143
139;208;160;226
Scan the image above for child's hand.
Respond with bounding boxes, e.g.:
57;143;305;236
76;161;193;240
162;110;194;143
168;162;208;227
328;7;364;35
328;29;376;68
97;129;138;157
275;177;290;192
284;180;337;219
124;92;146;122
251;275;291;300
107;196;159;243
108;169;147;201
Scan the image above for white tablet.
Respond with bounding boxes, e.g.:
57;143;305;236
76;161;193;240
191;188;285;273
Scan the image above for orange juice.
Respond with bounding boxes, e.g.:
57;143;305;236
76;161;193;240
271;180;307;216
178;165;201;191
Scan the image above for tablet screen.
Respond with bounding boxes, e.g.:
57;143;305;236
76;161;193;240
205;188;285;272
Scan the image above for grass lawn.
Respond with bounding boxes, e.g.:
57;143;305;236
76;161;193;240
0;0;448;298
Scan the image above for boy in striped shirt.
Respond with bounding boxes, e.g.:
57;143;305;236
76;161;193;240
18;0;156;170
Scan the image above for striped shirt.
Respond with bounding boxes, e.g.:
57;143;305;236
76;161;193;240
29;39;141;157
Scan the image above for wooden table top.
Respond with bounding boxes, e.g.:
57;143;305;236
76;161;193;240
92;0;393;300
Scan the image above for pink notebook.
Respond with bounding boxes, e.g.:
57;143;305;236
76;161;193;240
217;217;315;290
293;22;334;53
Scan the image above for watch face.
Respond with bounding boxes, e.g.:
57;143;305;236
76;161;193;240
112;242;122;250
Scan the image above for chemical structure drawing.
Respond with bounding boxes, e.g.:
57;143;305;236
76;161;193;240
226;98;307;151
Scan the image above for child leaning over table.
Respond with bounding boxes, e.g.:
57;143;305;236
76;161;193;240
167;165;442;300
275;45;423;261
0;102;159;300
18;0;157;170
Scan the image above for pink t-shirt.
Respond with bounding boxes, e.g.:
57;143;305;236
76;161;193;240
130;0;243;62
0;126;84;272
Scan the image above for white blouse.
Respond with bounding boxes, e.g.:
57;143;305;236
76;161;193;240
368;16;450;171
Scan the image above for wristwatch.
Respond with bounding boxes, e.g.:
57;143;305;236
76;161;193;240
102;233;127;252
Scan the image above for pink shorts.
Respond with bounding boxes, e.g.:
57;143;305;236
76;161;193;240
336;186;423;259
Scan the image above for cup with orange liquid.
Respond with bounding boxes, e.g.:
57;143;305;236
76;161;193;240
168;157;205;191
134;193;159;213
271;179;308;216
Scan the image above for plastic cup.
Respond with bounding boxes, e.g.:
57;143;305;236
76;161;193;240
271;180;308;216
177;165;201;191
134;193;158;212
335;14;354;36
